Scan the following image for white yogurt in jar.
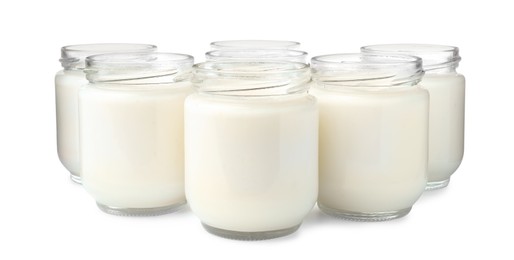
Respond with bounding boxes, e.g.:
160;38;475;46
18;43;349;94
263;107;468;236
311;54;428;221
80;84;191;210
80;52;193;215
185;61;317;239
361;44;465;190
55;69;86;178
421;74;465;184
310;86;428;214
55;43;157;183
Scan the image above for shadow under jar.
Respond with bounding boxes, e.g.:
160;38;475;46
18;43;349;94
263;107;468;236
55;43;157;183
361;44;465;190
310;54;428;221
80;52;194;216
185;61;318;240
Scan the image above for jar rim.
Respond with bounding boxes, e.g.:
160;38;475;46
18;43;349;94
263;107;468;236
205;49;308;62
210;40;301;50
361;44;461;71
193;61;310;96
194;61;309;76
311;53;423;88
86;52;193;69
60;43;157;69
62;43;157;54
85;52;194;84
311;53;421;67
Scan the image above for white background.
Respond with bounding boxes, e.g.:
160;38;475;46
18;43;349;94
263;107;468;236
1;0;512;259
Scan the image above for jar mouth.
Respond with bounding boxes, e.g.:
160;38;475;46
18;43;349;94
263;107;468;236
311;53;423;88
205;49;308;63
85;52;194;84
361;44;461;71
60;43;157;70
193;61;310;96
86;52;193;69
210;40;301;50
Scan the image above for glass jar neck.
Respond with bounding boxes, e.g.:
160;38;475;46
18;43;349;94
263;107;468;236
311;53;423;89
423;66;457;74
59;43;157;70
205;49;308;63
361;44;461;73
85;52;194;85
193;61;311;97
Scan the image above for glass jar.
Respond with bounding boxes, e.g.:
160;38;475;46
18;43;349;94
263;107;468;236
185;61;318;240
80;52;194;216
55;43;157;183
310;54;428;221
206;49;308;63
361;44;465;190
210;40;300;50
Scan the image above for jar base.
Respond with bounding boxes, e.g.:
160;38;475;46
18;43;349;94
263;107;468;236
318;203;412;221
70;173;81;184
426;178;450;191
201;223;300;240
96;202;185;216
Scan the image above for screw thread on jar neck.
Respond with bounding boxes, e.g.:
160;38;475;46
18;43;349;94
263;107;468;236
59;43;157;70
205;49;308;63
193;61;311;96
361;44;461;73
311;53;424;89
85;52;194;84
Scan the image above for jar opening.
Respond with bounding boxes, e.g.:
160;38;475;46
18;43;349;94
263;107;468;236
361;44;461;72
311;53;423;88
206;49;308;63
85;52;193;84
210;40;301;50
59;43;157;70
193;61;310;96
